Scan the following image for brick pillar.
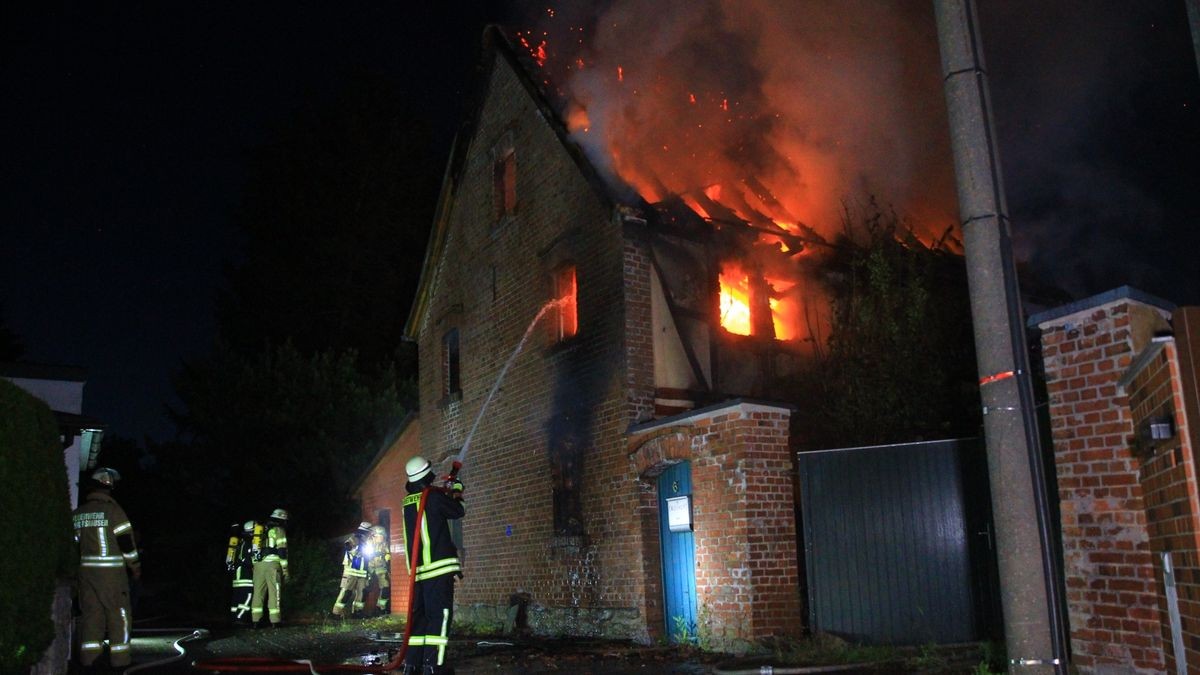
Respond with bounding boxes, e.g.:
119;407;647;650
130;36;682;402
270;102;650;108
1033;288;1173;672
1122;306;1200;673
629;400;802;651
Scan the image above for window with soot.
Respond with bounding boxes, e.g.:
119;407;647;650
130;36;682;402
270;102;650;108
441;328;461;398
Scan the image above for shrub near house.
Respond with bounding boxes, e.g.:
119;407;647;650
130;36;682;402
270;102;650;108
0;379;75;671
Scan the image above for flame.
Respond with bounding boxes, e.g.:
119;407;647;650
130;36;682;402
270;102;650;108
719;267;752;336
510;1;959;346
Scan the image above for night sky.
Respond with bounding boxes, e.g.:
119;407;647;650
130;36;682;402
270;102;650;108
2;2;1197;442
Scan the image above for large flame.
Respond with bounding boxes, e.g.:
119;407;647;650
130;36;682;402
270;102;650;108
516;1;959;341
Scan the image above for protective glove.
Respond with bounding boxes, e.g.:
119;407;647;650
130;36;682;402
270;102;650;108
449;481;464;500
282;568;290;583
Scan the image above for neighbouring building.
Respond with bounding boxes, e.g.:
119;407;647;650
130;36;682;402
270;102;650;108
352;413;422;615
1033;287;1200;673
402;28;803;648
1;361;104;508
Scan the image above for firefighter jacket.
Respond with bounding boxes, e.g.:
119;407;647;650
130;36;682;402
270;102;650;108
402;483;465;582
259;523;288;574
341;536;369;579
73;490;140;574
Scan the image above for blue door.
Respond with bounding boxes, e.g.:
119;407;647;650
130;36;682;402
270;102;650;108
657;461;698;642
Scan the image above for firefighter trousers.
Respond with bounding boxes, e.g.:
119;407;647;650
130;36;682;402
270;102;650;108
371;570;390;612
230;564;254;623
78;568;133;667
250;560;283;625
404;574;454;669
332;574;367;616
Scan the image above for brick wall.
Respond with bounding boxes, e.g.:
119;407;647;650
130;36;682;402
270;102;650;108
357;415;422;615
1035;290;1172;672
1122;307;1200;673
414;47;657;640
629;401;803;649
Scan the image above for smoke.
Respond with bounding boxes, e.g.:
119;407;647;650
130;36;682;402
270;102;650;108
516;0;958;238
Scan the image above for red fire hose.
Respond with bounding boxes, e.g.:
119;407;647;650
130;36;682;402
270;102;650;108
193;463;460;673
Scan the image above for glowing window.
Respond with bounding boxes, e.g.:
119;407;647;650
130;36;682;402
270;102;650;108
493;149;516;220
553;266;578;342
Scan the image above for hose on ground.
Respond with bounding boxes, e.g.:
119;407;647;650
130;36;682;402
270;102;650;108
124;629;209;673
713;662;874;674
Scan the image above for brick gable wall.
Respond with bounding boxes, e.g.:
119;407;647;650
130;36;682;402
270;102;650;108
416;54;656;639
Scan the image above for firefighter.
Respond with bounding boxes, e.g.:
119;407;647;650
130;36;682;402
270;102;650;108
250;508;289;627
72;467;141;670
227;520;256;625
401;456;464;675
366;524;392;614
332;521;371;618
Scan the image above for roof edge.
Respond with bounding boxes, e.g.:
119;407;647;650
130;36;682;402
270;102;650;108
1028;285;1176;328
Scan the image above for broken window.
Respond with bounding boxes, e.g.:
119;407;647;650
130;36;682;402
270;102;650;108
442;328;461;397
552;265;578;342
492;148;516;220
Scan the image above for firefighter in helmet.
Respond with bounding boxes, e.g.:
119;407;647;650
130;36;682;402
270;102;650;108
73;467;141;670
401;456;464;675
250;508;289;627
226;520;256;624
366;524;392;614
332;521;371;617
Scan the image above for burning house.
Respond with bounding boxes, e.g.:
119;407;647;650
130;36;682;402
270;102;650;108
403;27;811;646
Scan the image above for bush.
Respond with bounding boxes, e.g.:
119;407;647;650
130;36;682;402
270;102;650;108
282;534;343;618
0;379;75;670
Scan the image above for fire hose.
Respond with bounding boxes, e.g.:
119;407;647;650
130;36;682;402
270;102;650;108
192;301;557;672
191;474;455;673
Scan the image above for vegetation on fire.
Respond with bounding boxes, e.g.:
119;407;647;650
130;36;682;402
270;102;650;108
783;198;982;449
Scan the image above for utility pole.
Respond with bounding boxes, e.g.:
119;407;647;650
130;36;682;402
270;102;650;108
933;2;1067;672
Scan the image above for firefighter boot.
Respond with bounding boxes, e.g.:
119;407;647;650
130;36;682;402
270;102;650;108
400;664;419;675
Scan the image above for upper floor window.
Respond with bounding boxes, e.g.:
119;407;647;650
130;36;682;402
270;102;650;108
442;328;461;398
492;148;516;221
553;265;578;342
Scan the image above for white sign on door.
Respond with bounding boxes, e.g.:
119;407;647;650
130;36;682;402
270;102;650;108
666;495;692;532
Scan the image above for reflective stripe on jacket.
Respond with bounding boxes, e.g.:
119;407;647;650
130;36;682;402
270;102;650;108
402;487;465;582
73;491;139;572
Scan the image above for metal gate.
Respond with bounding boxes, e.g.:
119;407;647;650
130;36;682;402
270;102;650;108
797;438;994;645
657;461;697;642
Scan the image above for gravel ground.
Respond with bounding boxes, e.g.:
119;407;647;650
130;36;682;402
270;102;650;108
112;622;726;674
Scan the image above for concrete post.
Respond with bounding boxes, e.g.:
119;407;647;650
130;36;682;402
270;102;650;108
933;2;1066;671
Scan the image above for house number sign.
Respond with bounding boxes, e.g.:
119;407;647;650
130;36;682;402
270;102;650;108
666;495;692;533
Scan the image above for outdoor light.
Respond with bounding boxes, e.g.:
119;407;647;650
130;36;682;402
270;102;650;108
1148;416;1175;441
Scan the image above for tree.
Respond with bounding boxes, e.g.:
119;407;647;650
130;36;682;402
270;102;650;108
171;341;411;533
788;201;981;449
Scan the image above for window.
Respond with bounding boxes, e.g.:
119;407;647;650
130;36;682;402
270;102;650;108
492;148;516;220
553;265;578;342
442;328;461;397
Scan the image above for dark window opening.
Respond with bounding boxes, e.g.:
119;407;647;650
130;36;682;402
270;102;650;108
549;433;584;536
493;149;516;220
442;328;461;397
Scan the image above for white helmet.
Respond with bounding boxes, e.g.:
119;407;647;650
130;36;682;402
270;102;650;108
405;456;432;482
243;520;256;533
270;508;288;522
91;467;121;487
371;525;386;537
357;521;372;534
